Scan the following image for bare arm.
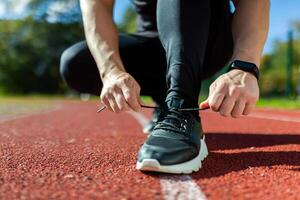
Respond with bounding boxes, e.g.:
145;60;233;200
80;0;141;112
231;0;270;66
80;0;124;79
201;0;270;118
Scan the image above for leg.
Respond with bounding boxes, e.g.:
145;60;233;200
137;0;232;174
137;0;211;174
157;0;211;110
202;0;233;79
60;34;167;104
60;41;100;95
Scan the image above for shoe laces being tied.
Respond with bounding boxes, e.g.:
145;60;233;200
97;104;209;135
153;108;195;135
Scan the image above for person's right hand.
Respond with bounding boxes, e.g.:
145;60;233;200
100;68;141;113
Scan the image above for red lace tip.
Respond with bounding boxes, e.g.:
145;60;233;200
200;102;210;109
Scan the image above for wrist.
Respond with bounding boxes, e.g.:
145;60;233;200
227;60;260;81
228;69;257;81
231;50;261;67
101;67;126;82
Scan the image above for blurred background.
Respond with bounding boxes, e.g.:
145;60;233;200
0;0;299;108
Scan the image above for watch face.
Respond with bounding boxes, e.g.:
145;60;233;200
234;60;253;70
231;60;259;80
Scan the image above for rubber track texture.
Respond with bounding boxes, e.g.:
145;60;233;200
0;101;299;200
0;102;162;200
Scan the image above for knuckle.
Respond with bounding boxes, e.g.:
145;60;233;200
125;94;134;102
220;113;229;117
100;93;108;101
217;82;226;90
220;110;229;117
209;83;215;91
220;109;231;117
243;112;250;116
230;86;240;96
121;104;129;110
112;105;120;113
119;77;129;85
100;94;105;100
231;113;240;118
247;94;258;102
111;84;119;91
120;102;128;110
210;104;219;111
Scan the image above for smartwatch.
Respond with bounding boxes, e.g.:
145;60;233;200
228;60;260;80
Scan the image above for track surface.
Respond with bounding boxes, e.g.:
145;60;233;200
0;101;299;200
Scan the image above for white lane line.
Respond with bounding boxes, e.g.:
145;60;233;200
249;112;300;123
128;111;208;200
160;175;207;200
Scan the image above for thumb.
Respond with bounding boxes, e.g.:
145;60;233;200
200;99;210;109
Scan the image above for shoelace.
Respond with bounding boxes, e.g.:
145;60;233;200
154;109;192;134
97;104;209;113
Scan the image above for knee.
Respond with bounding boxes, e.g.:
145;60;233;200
60;46;76;83
60;42;85;89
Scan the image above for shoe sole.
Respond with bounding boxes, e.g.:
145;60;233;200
142;127;151;134
136;136;208;174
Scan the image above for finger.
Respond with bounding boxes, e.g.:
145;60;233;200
209;82;217;94
208;93;225;112
123;89;141;112
231;100;246;118
243;103;255;115
199;100;210;109
107;94;121;113
101;97;113;112
208;83;226;112
219;96;236;117
113;91;130;111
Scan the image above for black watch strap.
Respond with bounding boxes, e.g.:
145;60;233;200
228;60;260;80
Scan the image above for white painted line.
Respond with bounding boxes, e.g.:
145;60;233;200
249;112;300;123
128;111;208;200
160;175;207;200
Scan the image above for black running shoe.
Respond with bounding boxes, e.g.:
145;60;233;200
136;99;208;174
143;107;161;134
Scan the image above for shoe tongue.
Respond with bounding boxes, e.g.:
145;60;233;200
166;97;185;110
165;97;200;121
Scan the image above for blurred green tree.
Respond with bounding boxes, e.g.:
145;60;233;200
0;18;84;93
0;0;84;94
260;22;300;96
118;6;137;33
1;0;299;96
0;1;139;94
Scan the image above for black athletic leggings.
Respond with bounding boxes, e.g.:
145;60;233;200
60;0;233;106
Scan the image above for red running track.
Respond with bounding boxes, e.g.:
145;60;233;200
0;101;299;200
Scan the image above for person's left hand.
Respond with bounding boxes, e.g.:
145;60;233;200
200;69;259;118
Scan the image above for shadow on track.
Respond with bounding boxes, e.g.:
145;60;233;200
191;132;300;179
206;132;300;151
193;151;300;179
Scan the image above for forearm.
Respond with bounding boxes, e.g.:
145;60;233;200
80;0;125;80
231;0;270;67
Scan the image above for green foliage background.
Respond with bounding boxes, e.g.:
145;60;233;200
259;26;300;96
0;2;299;97
0;19;84;93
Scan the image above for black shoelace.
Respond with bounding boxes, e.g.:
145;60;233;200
153;108;193;135
97;104;209;113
